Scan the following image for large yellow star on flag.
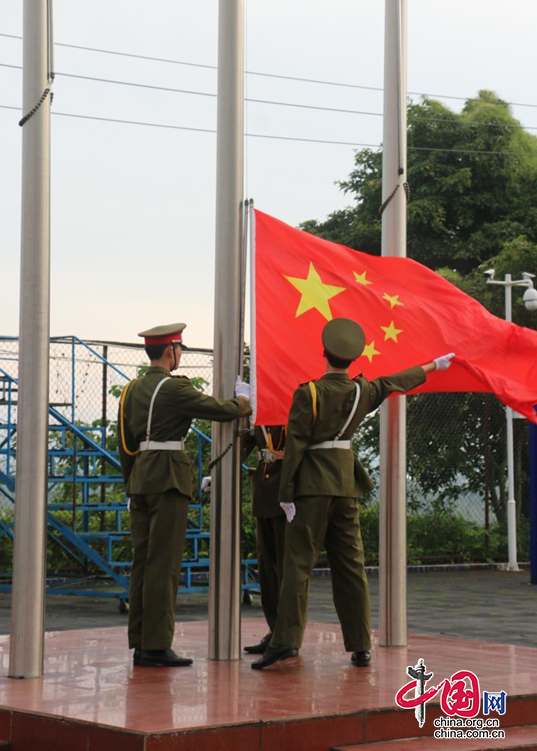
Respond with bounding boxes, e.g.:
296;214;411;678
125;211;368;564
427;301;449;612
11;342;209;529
353;271;372;286
380;320;403;343
361;341;381;363
284;262;345;321
383;293;404;309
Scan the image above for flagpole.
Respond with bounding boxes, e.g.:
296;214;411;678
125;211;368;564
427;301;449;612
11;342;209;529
239;198;250;379
209;0;244;661
485;270;535;572
379;0;408;648
9;0;53;678
248;202;258;423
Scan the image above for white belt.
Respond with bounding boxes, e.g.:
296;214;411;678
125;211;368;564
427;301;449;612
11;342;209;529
308;440;352;450
307;383;360;453
139;439;185;452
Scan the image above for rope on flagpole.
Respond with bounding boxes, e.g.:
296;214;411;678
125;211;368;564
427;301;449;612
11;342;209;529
208;440;234;471
378;175;410;216
19;0;55;127
19;85;54;127
379;0;410;217
209;197;251;473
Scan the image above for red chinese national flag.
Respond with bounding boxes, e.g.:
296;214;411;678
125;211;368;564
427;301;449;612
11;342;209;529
250;209;537;425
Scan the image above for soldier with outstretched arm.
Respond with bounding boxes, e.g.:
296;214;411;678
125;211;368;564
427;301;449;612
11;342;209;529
252;317;454;670
118;322;251;668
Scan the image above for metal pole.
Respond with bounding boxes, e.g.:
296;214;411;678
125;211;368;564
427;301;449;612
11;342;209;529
530;423;537;585
504;277;519;570
209;0;244;661
9;0;52;678
100;345;108;530
486;271;535;570
379;0;408;648
239;199;249;378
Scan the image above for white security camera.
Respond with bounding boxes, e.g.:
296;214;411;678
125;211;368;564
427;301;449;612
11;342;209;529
523;287;537;312
484;269;495;280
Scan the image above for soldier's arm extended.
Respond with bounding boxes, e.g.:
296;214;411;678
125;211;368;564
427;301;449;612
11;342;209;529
171;378;252;421
365;365;427;413
278;385;313;504
365;355;448;414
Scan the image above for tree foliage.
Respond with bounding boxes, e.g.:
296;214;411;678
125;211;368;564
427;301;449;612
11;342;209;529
301;91;537;274
301;91;537;549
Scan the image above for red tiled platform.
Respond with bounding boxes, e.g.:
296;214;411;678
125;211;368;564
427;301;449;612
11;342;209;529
335;725;537;750
0;620;535;750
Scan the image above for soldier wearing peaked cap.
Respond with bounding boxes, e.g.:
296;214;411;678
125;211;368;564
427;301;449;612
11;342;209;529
252;317;455;670
119;323;252;668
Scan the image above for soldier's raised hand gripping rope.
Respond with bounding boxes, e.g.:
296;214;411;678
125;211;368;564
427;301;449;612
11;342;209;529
207;376;250;470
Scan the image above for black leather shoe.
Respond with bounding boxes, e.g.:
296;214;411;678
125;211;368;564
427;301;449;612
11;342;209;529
251;644;298;670
244;634;272;654
136;649;193;667
133;648;141;665
351;650;371;667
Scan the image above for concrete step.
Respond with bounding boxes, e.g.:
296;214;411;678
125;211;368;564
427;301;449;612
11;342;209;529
332;723;537;751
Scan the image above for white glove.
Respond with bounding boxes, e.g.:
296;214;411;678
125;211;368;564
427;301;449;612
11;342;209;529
127;497;131;512
433;352;455;371
201;476;211;493
235;376;251;400
280;502;296;523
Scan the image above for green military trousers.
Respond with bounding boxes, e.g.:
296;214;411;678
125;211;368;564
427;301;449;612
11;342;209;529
271;496;371;652
128;489;189;650
256;515;287;633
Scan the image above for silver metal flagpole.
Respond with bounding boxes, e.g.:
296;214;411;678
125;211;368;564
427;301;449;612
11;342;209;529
485;270;536;572
379;0;408;648
239;198;250;378
209;0;245;661
248;202;258;424
9;0;53;678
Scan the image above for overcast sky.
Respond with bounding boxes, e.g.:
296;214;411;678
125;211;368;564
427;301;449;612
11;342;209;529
1;1;536;348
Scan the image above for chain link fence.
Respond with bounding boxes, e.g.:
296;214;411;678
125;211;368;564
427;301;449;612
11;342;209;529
0;335;530;578
0;336;218;595
355;391;530;565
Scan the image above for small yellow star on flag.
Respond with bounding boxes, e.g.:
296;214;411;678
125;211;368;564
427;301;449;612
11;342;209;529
380;321;403;343
284;262;346;321
361;341;381;363
383;293;404;309
353;271;373;286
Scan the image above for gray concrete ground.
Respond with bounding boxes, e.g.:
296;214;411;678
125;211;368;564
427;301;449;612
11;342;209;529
0;569;535;646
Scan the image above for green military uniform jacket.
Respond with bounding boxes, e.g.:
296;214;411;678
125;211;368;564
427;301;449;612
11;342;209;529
242;426;286;519
279;366;426;503
119;366;252;498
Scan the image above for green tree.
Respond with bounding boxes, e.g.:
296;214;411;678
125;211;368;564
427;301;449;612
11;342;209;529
301;91;537;274
300;91;537;559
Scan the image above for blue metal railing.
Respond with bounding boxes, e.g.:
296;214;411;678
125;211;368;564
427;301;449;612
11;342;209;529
0;338;259;606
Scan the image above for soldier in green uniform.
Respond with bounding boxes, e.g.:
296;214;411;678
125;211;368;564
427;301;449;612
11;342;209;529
118;323;252;668
252;317;454;670
241;425;287;654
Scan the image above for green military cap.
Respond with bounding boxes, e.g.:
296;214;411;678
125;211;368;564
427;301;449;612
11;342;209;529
322;318;365;361
138;323;187;347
